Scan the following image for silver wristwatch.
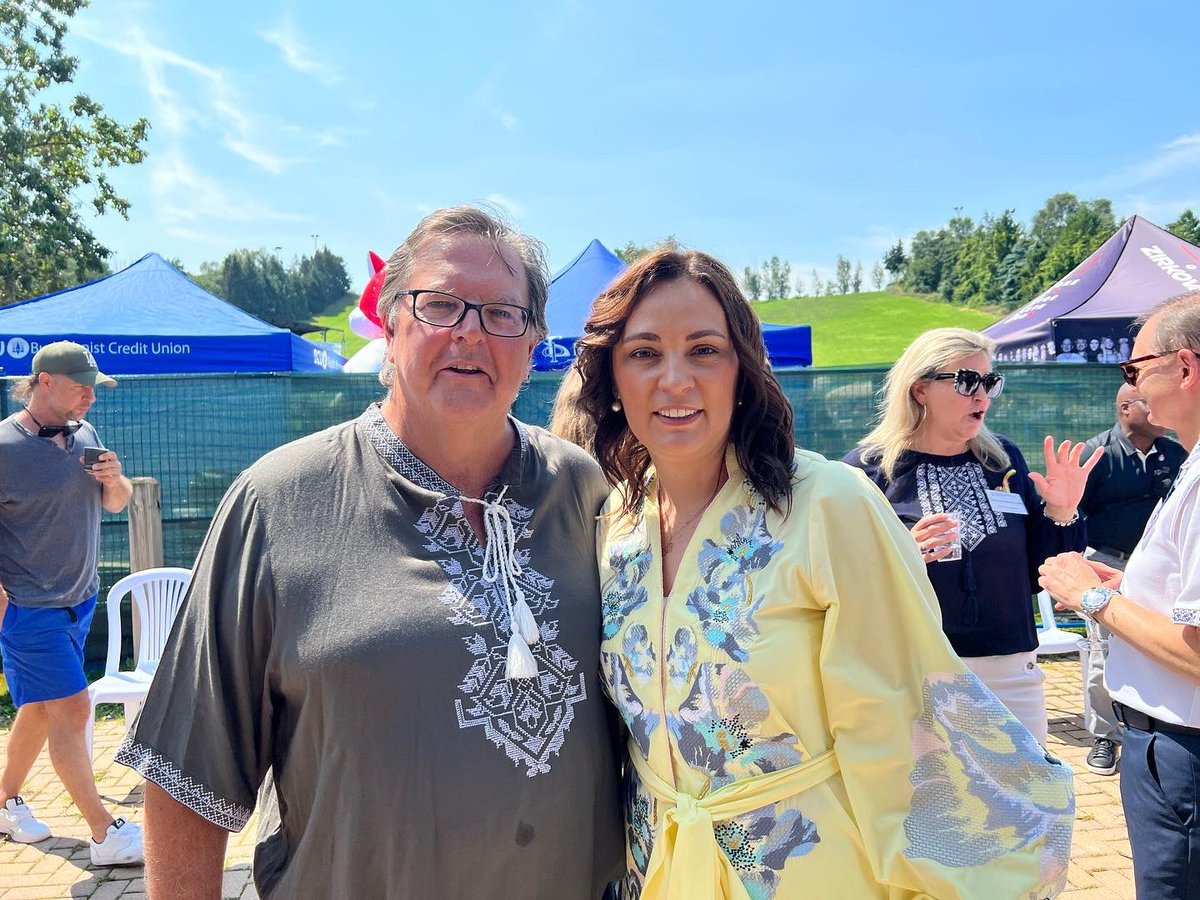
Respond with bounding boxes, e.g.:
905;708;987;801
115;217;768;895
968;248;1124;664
1080;587;1119;618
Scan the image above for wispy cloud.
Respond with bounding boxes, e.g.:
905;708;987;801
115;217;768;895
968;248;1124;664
74;21;293;176
151;150;306;226
1087;132;1200;196
259;14;342;87
476;79;519;131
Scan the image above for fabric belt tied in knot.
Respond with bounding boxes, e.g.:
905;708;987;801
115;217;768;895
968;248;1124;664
632;743;841;900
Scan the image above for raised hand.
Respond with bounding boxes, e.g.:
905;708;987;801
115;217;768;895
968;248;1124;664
1027;436;1103;522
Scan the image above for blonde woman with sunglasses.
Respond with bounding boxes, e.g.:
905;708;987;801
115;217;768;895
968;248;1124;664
845;327;1102;744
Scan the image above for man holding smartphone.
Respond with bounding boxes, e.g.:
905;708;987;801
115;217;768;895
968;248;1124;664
0;341;141;866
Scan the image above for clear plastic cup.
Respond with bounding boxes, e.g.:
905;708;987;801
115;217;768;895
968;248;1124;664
936;513;962;562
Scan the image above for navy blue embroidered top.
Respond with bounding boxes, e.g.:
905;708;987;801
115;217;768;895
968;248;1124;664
844;436;1087;657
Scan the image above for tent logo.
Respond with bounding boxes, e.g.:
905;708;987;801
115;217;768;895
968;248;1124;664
5;338;30;359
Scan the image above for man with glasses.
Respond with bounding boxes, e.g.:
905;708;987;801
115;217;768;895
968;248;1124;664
0;342;143;865
117;207;623;899
1075;383;1186;777
1041;289;1200;898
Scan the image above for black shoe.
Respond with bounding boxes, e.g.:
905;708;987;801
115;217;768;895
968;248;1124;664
1086;737;1119;775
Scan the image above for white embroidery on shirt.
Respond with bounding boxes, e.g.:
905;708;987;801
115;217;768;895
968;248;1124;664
114;738;252;830
361;405;585;778
915;461;1006;552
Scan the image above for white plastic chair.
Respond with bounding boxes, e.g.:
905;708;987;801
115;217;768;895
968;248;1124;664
1035;590;1080;656
86;567;192;759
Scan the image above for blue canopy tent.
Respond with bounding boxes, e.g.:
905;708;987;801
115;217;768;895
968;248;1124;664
533;239;812;370
0;253;345;375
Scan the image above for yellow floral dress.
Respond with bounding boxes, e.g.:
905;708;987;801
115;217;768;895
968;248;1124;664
598;448;1073;900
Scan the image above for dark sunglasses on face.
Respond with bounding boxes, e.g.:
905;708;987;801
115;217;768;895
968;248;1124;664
1118;350;1178;387
929;368;1005;399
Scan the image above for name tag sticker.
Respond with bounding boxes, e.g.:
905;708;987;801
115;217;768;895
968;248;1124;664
988;490;1028;515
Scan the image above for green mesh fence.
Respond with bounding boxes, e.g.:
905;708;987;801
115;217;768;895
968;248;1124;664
1;363;1124;666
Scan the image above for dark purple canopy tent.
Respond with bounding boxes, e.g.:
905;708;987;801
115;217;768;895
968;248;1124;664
985;215;1200;364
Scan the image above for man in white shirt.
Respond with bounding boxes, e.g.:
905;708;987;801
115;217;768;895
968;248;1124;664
1040;288;1200;899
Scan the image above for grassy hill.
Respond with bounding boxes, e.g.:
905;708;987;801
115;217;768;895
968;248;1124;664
309;290;1002;368
306;296;369;359
757;291;1000;366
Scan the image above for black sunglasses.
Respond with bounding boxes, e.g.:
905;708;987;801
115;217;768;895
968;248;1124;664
26;409;83;438
1118;350;1179;387
929;368;1005;399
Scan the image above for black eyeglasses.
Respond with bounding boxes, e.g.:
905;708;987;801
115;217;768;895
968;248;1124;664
928;368;1005;399
1118;350;1180;387
400;289;532;337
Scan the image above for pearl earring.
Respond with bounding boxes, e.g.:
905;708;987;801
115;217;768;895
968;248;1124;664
611;400;622;412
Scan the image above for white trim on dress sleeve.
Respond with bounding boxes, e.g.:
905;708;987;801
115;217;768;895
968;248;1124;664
115;738;253;831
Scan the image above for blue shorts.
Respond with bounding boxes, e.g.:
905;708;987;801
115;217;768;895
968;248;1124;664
0;595;97;707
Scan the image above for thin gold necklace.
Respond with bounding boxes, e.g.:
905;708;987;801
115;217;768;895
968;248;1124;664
661;472;725;555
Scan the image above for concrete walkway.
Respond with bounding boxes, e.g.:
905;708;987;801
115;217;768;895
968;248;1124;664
1;656;1134;898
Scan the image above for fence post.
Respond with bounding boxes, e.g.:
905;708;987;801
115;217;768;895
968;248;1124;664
127;477;163;660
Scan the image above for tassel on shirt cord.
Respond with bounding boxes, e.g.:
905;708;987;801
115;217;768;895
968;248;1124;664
461;487;540;680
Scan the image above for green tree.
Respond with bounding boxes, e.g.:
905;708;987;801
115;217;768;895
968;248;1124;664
1033;200;1116;289
294;247;351;315
871;260;885;290
851;261;863;293
0;0;149;303
835;255;851;294
614;235;679;264
741;265;762;301
762;256;791;299
883;241;906;279
1167;209;1200;246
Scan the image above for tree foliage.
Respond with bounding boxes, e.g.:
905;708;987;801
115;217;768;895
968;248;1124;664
614;235;680;264
1167;209;1200;247
894;194;1120;309
193;247;352;325
0;0;149;303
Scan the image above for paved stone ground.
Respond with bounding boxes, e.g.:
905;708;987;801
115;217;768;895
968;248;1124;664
1;656;1133;898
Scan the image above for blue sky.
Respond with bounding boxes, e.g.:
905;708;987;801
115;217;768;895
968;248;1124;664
70;0;1199;290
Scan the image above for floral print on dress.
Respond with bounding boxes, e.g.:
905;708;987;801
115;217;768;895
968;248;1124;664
602;651;660;758
667;626;698;688
716;804;821;900
904;673;1073;895
688;504;782;660
669;663;803;791
602;525;653;640
623;624;657;680
623;766;654;898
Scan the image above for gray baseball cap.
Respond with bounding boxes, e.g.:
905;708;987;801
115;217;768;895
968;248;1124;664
31;341;117;387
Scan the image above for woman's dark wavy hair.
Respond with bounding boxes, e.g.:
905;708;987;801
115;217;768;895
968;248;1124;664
574;248;795;518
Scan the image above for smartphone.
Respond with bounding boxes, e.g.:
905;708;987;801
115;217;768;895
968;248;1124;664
83;447;105;470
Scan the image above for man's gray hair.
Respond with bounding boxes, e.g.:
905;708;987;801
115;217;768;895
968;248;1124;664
1137;289;1200;353
374;206;548;388
9;374;38;406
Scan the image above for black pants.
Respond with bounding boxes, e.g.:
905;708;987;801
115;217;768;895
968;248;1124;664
1121;724;1200;898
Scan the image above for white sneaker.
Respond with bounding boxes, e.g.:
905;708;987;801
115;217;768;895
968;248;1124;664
90;817;143;866
0;796;51;843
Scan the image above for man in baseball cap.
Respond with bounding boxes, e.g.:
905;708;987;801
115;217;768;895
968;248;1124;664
0;340;140;866
31;341;117;388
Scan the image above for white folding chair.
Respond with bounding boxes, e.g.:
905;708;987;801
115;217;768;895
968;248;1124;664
1035;590;1080;656
86;567;192;759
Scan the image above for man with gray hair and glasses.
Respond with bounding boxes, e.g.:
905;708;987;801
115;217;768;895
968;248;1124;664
1041;289;1200;898
118;206;622;899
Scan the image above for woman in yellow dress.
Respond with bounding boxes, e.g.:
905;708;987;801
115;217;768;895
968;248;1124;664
573;248;1074;900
